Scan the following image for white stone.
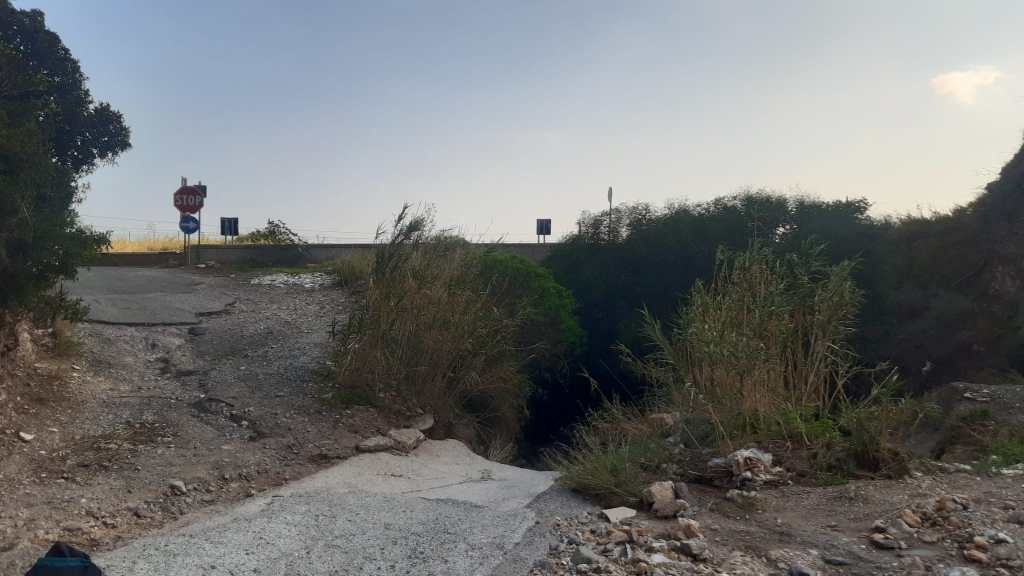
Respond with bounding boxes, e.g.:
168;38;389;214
601;506;637;524
357;436;395;453
387;428;426;453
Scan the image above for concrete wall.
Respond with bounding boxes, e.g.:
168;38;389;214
92;251;181;267
155;243;555;266
93;243;555;268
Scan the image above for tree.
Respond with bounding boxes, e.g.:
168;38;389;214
0;2;131;176
0;1;131;314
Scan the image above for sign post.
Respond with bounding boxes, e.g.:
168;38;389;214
173;180;205;266
607;186;613;243
194;182;207;260
220;217;239;244
535;218;552;244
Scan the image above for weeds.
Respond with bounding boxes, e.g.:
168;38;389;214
333;206;530;456
554;243;915;501
106;236;181;253
986;437;1024;468
621;242;863;449
330;253;373;288
546;402;672;506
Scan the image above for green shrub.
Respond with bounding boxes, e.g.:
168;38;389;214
236;219;305;245
477;251;584;373
988;438;1024;468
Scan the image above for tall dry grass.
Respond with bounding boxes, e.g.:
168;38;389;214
552;243;911;502
106;235;182;252
333;206;530;457
621;243;862;448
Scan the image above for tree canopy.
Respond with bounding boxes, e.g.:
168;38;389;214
1;0;131;312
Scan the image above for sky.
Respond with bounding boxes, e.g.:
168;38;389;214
18;0;1024;242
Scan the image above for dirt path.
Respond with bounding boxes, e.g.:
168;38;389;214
0;271;388;574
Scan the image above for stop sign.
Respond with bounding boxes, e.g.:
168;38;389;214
173;185;204;214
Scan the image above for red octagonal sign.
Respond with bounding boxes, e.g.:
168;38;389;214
173;185;204;214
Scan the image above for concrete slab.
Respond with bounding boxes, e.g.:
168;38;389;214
67;268;234;325
97;441;559;576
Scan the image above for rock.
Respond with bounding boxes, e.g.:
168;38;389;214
963;549;989;564
17;432;34;443
387;428;426;453
823;557;851;566
971;536;990;551
726;489;760;507
985;531;1014;544
187;326;208;336
1008;510;1024;525
408;414;435;432
167;479;188;495
649;553;671;564
356;436;395;453
643;481;686;518
789;563;816;576
869;533;900;550
677;518;702;539
673;481;692;501
606;528;629;544
572;546;603;566
900;509;923;529
944;569;980;576
678;539;708;559
675;477;692;500
132;506;154;519
935;494;970;513
917;531;941;544
901;556;928;575
601;506;636;524
61;522;87;533
990;544;1019;562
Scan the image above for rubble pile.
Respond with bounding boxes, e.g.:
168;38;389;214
705;448;788;490
866;494;1023;574
249;272;334;288
530;473;778;576
529;506;730;576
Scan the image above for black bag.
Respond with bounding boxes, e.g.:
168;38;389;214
24;542;102;576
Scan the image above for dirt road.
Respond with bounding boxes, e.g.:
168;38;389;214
0;268;379;573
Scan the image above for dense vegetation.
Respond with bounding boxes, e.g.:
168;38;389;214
542;141;1024;499
548;145;1024;417
1;1;130;360
332;139;1024;479
332;206;583;460
550;244;914;503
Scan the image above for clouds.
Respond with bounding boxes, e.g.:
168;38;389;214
930;66;1005;105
